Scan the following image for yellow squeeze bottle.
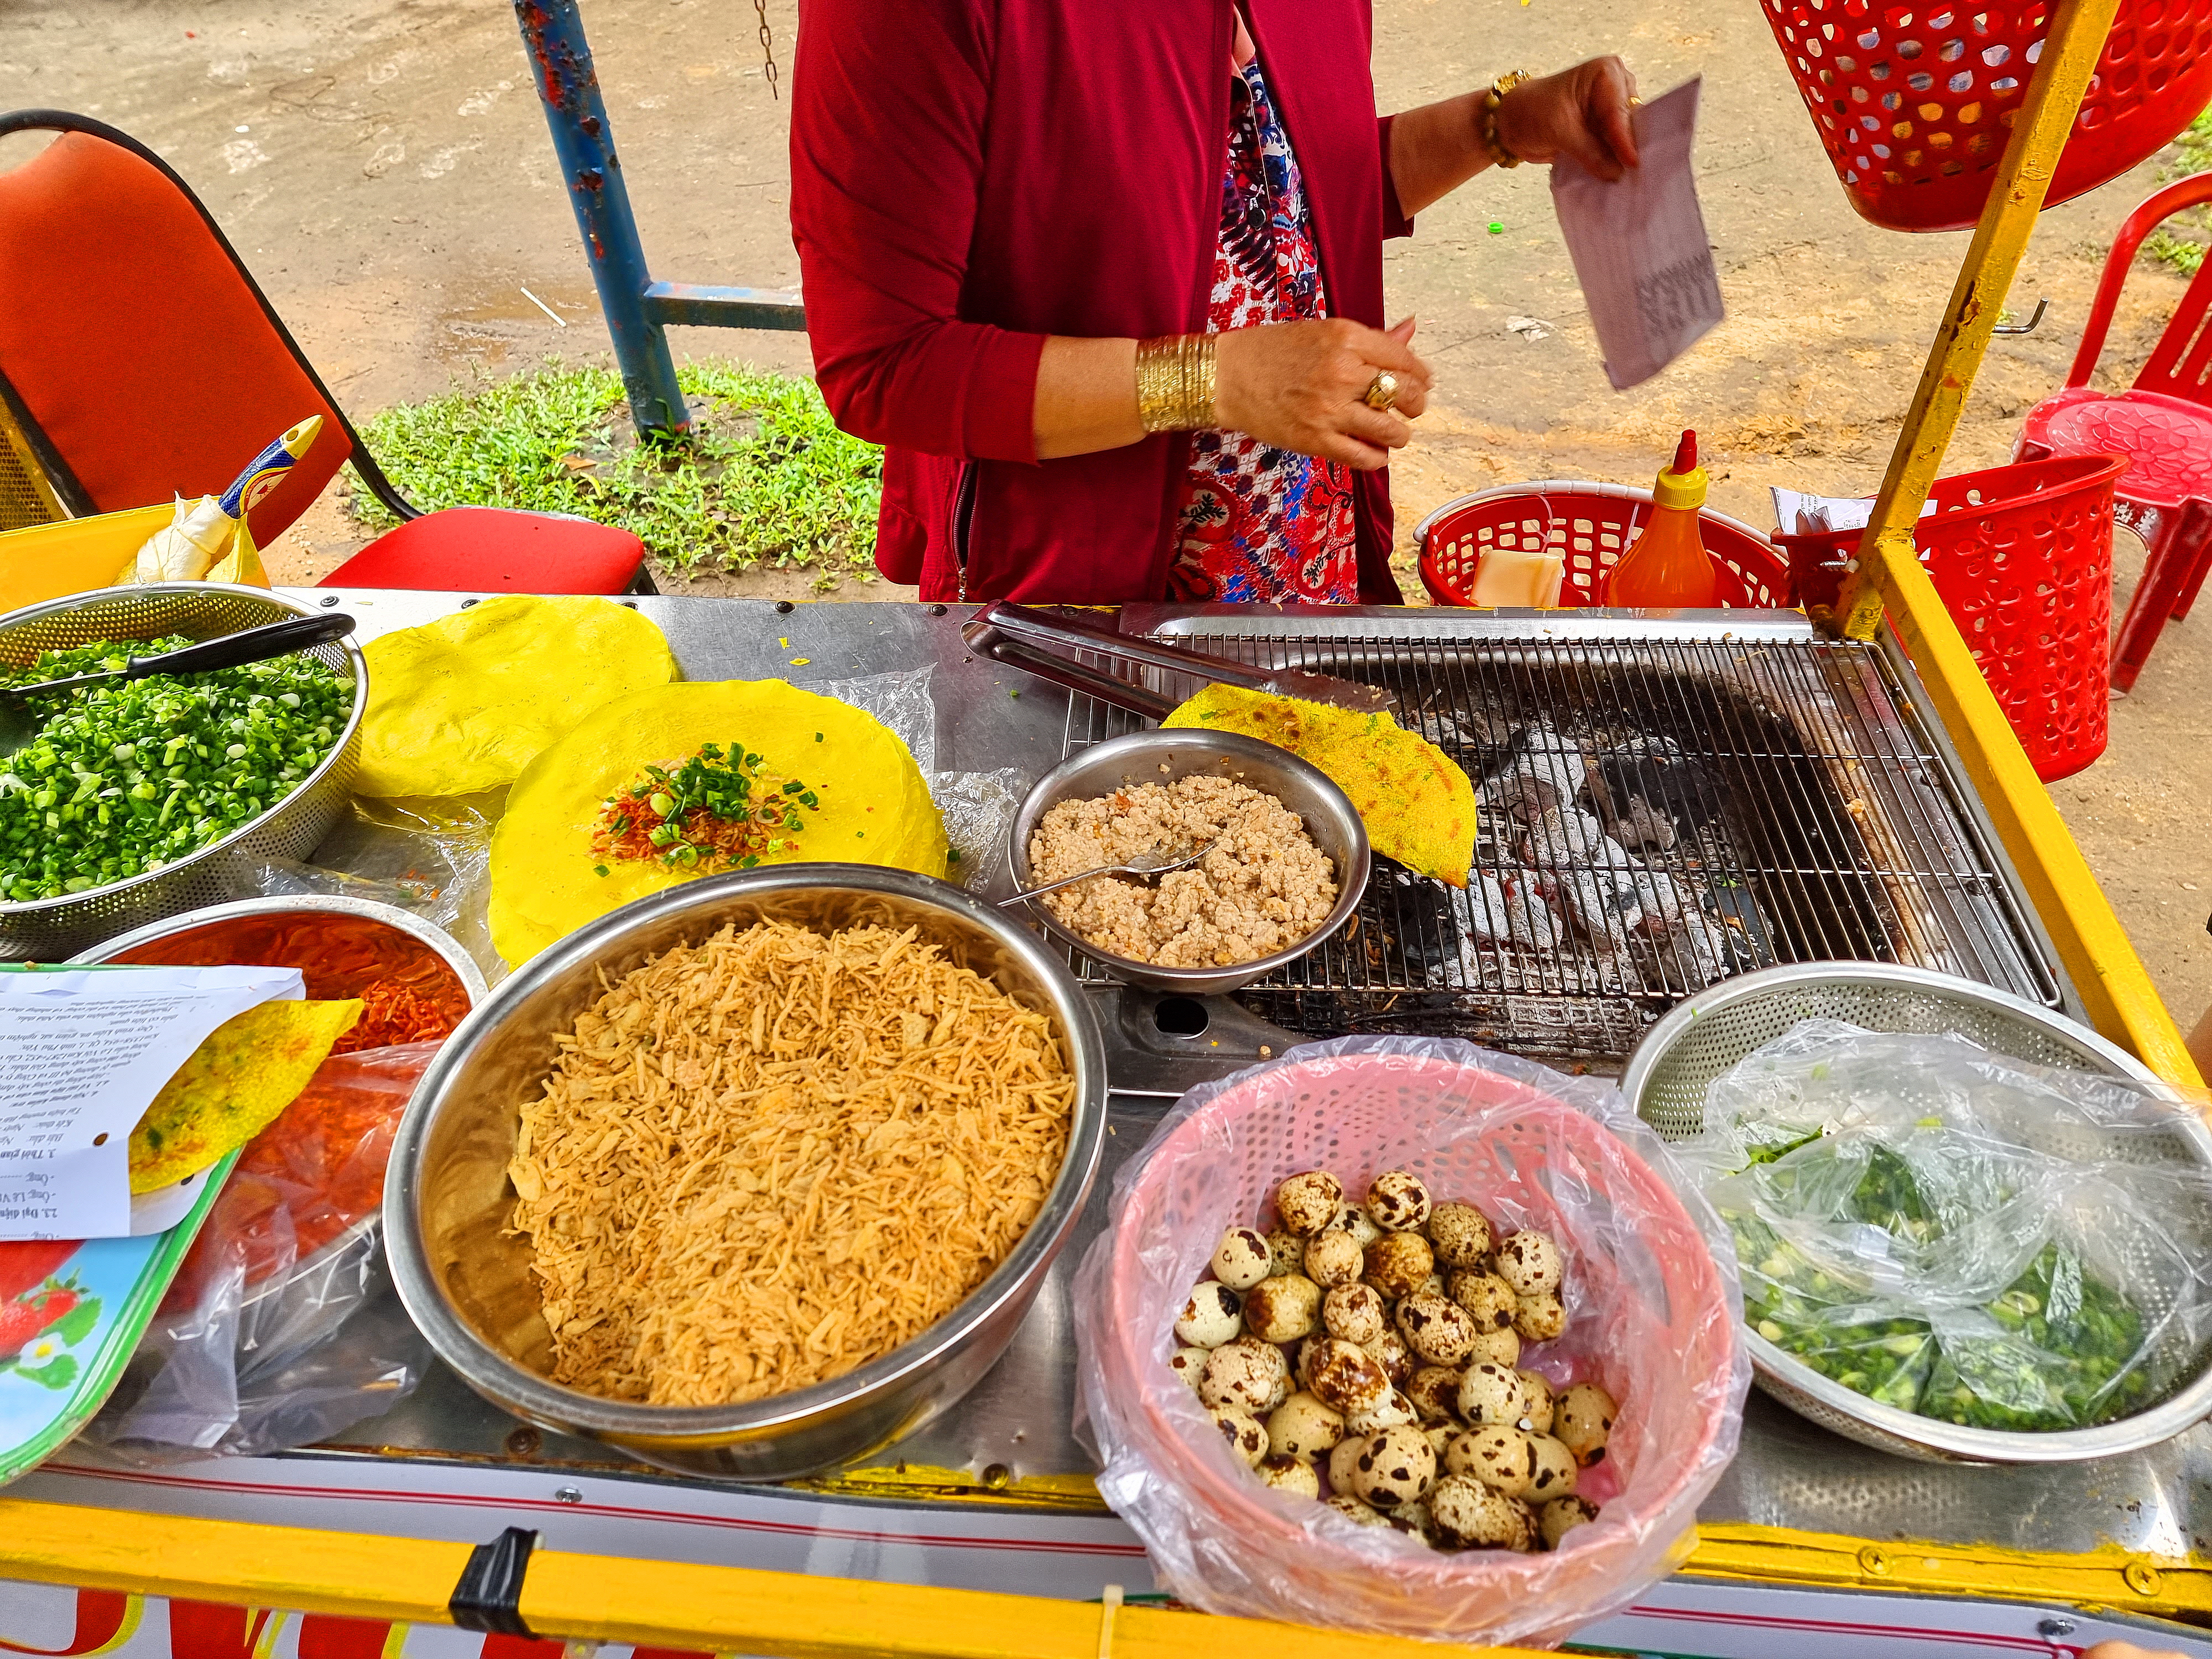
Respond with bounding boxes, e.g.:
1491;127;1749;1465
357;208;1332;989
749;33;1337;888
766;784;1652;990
1605;430;1721;608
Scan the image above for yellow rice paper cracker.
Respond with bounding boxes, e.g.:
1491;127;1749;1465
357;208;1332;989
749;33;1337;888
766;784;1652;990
489;679;948;965
1162;684;1477;886
129;998;363;1194
357;596;676;798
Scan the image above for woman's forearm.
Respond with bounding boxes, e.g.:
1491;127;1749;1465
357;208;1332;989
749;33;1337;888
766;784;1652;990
1388;91;1491;218
1034;335;1145;459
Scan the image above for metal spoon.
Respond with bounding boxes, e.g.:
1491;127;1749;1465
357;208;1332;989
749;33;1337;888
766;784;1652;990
0;612;356;759
998;841;1211;908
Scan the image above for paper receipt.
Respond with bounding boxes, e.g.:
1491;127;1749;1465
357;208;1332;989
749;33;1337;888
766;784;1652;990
0;966;301;1241
1548;77;1724;392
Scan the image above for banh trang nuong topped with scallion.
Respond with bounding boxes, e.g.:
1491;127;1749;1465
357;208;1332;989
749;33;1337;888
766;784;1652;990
0;637;351;900
1682;1020;2212;1434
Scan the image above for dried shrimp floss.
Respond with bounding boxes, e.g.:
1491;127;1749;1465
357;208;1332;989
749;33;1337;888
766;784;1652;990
508;921;1075;1406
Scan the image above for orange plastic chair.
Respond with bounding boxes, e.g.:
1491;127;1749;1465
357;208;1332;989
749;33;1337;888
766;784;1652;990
0;111;647;596
2015;170;2212;692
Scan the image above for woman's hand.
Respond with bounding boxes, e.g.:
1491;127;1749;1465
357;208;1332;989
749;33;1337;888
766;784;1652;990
1214;317;1432;471
1494;58;1641;179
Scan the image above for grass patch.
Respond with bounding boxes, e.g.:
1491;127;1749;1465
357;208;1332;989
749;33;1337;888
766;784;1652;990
350;361;882;580
2145;106;2212;276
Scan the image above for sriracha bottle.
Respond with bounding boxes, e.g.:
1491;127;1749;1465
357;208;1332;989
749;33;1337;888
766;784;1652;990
1605;430;1721;608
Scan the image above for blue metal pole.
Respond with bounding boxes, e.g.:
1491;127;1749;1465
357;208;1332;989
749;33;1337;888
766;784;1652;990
513;0;691;439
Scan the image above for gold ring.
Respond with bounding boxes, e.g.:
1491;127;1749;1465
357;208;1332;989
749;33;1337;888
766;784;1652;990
1629;94;1644;107
1363;370;1400;412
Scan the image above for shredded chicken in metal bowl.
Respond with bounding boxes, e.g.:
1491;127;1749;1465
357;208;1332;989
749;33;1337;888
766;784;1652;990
1028;774;1337;968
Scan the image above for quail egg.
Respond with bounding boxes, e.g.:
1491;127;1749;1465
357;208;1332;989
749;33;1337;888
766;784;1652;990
1199;1336;1291;1414
1456;1362;1531;1426
1426;1201;1494;1268
1514;1292;1567;1344
1447;1423;1538;1499
1241;1274;1321;1344
1538;1494;1601;1549
1493;1230;1564;1299
1322;1281;1387;1345
1257;1453;1323;1500
1302;1228;1365;1288
1467;1326;1521;1368
1344;1387;1418;1434
1327;1432;1372;1495
1363;1329;1415;1388
1363;1231;1434;1301
1555;1382;1617;1467
1264;1227;1305;1277
1366;1169;1432;1233
1173;1282;1243;1348
1167;1345;1209;1394
1324;1491;1392;1528
1427;1474;1535;1552
1207;1405;1268;1468
1327;1204;1382;1250
1526;1432;1579;1501
1266;1390;1345;1460
1349;1423;1436;1509
1395;1292;1480;1366
1274;1170;1344;1236
1515;1369;1556;1434
1210;1226;1275;1290
1405;1365;1463;1422
1447;1269;1519;1333
1304;1337;1392;1416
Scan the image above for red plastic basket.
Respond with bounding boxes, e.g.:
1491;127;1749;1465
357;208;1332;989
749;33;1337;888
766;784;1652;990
1777;452;2129;782
1765;0;2212;233
1416;481;1792;609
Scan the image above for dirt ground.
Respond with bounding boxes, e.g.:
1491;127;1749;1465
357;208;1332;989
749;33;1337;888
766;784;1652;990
3;0;2205;1034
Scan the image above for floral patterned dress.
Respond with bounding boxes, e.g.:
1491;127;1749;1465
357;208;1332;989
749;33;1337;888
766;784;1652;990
1167;57;1361;604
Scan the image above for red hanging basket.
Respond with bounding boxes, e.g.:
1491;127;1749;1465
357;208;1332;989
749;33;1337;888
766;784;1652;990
1777;452;2129;782
1764;0;2212;232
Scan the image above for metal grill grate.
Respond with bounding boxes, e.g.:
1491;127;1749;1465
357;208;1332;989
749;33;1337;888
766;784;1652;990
1060;623;2060;1064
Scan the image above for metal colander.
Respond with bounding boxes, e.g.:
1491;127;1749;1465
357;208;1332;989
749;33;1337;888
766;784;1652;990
0;584;366;961
1620;962;2212;1463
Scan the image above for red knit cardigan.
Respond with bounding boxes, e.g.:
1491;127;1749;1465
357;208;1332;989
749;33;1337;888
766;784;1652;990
789;0;1413;603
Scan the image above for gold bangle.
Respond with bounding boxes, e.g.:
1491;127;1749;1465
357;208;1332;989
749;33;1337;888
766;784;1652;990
1135;333;1218;433
1483;69;1535;169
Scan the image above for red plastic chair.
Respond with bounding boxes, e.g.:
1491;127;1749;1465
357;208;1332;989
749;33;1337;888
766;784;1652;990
2016;170;2212;692
0;112;649;596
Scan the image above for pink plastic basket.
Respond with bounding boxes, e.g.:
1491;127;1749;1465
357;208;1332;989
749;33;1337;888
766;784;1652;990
1416;481;1793;609
1073;1040;1748;1649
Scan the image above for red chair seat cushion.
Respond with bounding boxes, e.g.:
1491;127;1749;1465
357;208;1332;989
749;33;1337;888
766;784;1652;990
2021;387;2212;510
318;507;645;594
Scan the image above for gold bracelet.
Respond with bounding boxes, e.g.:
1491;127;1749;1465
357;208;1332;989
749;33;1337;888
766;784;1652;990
1482;69;1535;169
1135;333;1218;433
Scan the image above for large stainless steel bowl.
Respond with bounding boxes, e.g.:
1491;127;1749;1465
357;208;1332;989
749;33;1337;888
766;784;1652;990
384;864;1109;1480
0;585;367;961
1007;728;1370;996
1621;962;2212;1464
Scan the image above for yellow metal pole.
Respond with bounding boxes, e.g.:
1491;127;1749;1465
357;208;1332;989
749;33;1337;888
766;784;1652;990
1829;0;2124;641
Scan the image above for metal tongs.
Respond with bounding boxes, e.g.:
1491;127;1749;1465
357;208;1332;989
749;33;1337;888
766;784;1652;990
961;601;1391;721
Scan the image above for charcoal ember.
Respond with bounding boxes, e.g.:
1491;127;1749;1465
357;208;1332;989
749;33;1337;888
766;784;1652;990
1461;869;1564;950
1479;721;1590;825
1593;738;1728;841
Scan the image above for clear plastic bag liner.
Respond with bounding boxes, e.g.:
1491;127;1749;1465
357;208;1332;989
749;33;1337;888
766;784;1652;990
825;666;1016;895
1071;1035;1748;1648
1680;1019;2212;1432
84;1042;439;1460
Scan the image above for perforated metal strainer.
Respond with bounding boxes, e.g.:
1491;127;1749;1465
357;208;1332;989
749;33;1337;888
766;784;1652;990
1620;962;2212;1463
0;584;366;961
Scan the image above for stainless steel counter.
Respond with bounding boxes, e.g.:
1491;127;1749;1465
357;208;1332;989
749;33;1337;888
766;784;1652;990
165;593;2212;1572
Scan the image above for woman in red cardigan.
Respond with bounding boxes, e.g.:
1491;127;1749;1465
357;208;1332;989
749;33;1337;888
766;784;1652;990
790;1;1637;605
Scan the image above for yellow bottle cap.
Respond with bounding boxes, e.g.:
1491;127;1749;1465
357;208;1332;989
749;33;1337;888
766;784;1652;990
1652;430;1708;512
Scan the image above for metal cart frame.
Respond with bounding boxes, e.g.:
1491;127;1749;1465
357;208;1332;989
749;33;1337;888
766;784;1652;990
2;0;2204;1650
